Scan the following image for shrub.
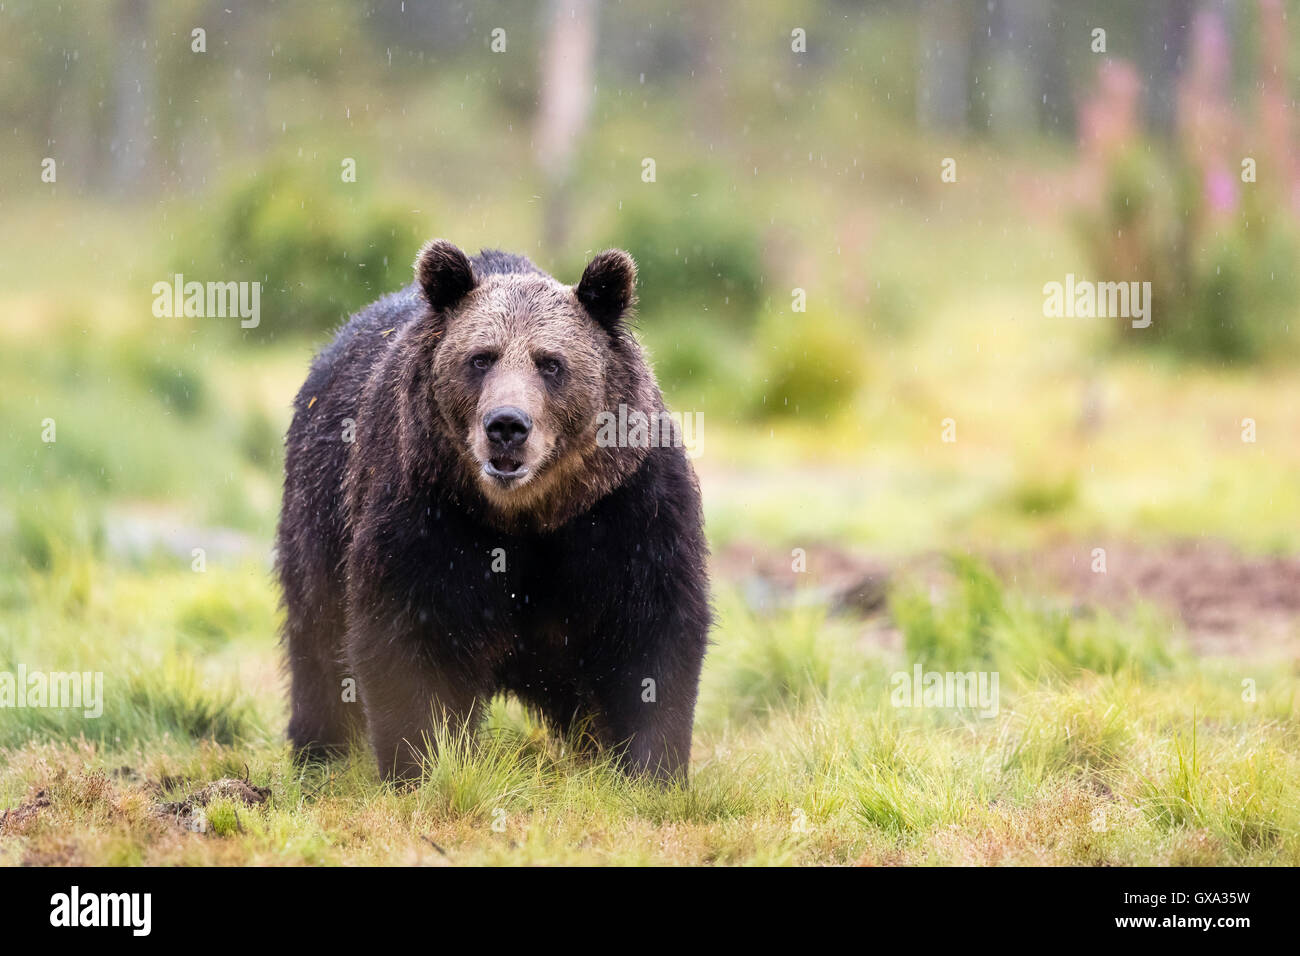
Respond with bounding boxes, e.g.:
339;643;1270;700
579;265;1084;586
1078;145;1299;361
120;343;207;419
179;163;420;338
749;305;869;420
9;489;103;573
608;175;764;329
1075;26;1300;363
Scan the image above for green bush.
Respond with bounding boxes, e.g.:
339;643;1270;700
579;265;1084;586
1077;144;1300;363
239;406;282;472
749;305;869;420
8;489;103;573
1177;218;1299;361
637;313;753;413
176;590;256;653
608;175;763;328
119;343;207;419
179;163;421;338
1006;474;1078;517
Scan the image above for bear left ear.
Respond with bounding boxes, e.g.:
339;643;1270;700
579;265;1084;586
576;249;637;330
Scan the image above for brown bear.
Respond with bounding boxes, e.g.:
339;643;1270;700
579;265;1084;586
275;240;710;781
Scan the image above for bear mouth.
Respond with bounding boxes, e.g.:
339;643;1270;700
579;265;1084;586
483;456;529;486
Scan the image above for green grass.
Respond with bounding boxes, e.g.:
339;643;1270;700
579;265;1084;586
0;541;1296;866
889;554;1182;679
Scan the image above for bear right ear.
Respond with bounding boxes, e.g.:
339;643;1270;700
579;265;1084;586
414;240;476;312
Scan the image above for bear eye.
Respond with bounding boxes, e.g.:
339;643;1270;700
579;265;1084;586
470;353;495;371
538;357;563;378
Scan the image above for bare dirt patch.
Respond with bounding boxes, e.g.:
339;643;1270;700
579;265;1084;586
155;777;271;830
715;538;1300;657
994;539;1300;657
713;541;894;616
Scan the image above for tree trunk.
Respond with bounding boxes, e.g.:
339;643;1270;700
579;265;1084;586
536;0;597;250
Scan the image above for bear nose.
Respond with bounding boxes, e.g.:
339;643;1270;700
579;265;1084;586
484;406;532;449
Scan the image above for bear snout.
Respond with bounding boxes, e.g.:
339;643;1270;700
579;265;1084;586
481;405;534;483
483;405;533;451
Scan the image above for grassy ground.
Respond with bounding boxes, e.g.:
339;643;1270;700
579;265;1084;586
1;544;1296;865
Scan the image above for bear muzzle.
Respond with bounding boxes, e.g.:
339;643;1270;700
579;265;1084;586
481;405;534;486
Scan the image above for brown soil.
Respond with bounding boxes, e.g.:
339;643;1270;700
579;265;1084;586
993;540;1300;657
155;777;271;827
713;541;895;616
715;538;1300;658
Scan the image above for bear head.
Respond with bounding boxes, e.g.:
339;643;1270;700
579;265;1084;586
402;239;661;531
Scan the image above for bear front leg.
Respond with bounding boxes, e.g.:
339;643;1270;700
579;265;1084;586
593;631;708;784
286;639;358;760
585;491;712;783
282;589;358;759
346;631;483;782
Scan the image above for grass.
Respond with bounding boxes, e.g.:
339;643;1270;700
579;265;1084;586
1;540;1296;866
889;555;1181;679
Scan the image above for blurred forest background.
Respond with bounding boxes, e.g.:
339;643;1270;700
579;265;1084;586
5;0;1300;566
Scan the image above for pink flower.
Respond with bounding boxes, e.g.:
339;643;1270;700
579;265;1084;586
1205;167;1238;214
